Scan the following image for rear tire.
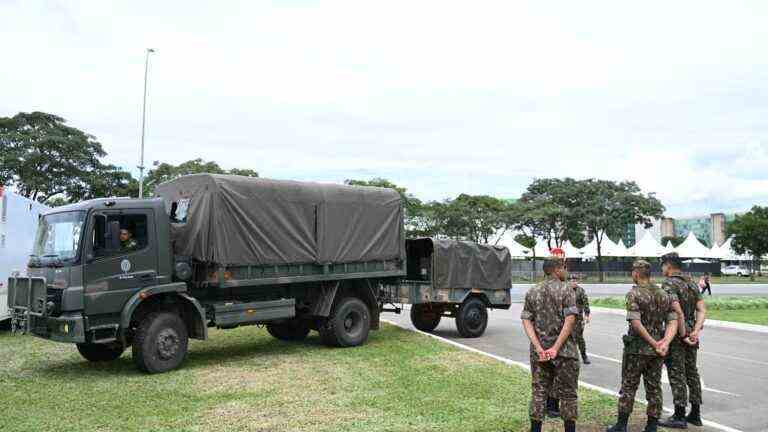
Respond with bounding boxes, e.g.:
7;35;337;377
132;311;189;374
410;304;442;332
76;342;125;362
455;297;488;338
318;297;371;347
267;320;311;341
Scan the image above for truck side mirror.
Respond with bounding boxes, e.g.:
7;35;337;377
106;221;122;251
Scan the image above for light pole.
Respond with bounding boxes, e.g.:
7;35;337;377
138;48;156;198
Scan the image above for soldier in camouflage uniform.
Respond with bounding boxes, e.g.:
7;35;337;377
606;260;678;432
572;278;591;364
120;229;139;251
521;258;580;432
659;253;707;428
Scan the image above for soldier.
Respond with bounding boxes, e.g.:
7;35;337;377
606;260;678;432
521;257;580;432
120;228;139;251
659;253;707;428
572;276;592;364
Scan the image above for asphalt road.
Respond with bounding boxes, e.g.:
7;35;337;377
511;283;768;301
384;303;767;432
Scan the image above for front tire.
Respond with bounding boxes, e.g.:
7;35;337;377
267;320;311;341
410;304;442;332
76;342;125;362
455;297;488;338
132;311;189;374
318;297;371;347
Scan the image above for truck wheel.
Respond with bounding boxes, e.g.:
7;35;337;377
410;304;442;332
76;342;125;362
318;297;371;347
455;297;488;338
132;311;189;374
267;320;311;341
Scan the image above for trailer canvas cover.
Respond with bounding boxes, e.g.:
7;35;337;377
433;239;512;290
155;174;404;266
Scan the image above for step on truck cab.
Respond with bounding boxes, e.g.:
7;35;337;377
8;174;406;373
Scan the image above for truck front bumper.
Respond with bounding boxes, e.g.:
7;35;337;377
22;311;86;344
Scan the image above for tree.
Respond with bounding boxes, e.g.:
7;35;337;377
144;158;258;195
519;178;584;249
661;235;685;248
0;112;110;203
573;179;664;282
728;206;768;280
344;178;429;238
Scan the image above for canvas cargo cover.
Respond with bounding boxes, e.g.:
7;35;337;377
433;239;512;290
154;174;404;266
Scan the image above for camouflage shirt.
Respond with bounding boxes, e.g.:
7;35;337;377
625;281;677;356
573;283;590;318
521;276;580;359
662;273;702;332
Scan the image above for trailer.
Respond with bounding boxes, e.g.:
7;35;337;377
0;189;49;326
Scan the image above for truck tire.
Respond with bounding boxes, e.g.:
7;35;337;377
410;304;442;332
76;342;125;362
318;296;371;347
132;311;189;374
267;320;311;341
455;297;488;338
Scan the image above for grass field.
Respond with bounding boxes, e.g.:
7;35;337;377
592;296;768;325
512;275;768;285
0;324;661;432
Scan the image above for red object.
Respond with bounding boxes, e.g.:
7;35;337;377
551;248;565;258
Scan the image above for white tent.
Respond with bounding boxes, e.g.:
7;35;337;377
579;233;619;258
561;240;583;258
606;238;630;257
663;241;675;254
494;231;532;258
674;232;712;259
717;237;753;261
532;240;552;258
630;229;665;257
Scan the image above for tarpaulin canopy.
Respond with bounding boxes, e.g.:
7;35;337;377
494;231;530;257
674;232;712;259
432;239;512;290
629;229;665;257
155;174;404;266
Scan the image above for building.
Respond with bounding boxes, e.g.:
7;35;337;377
661;213;737;247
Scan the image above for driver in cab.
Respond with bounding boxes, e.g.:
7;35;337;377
120;229;139;251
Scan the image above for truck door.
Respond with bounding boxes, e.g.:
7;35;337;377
83;209;158;316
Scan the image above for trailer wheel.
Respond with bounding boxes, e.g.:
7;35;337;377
455;297;488;338
410;304;442;332
318;297;371;347
267;320;311;341
132;311;189;374
76;342;125;362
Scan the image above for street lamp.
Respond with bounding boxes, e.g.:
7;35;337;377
138;48;156;198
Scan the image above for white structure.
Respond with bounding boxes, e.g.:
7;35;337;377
629;229;665;257
494;231;530;258
673;232;712;259
0;189;49;322
608;239;630;258
581;233;619;258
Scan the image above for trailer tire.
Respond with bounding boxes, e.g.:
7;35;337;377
132;311;188;374
318;297;370;347
267;320;311;341
455;297;488;338
76;342;125;362
410;304;442;332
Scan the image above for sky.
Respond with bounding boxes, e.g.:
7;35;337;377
2;0;768;217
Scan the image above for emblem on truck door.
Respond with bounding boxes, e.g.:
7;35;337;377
121;259;132;273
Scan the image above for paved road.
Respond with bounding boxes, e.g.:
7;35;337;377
511;283;768;301
384;305;768;432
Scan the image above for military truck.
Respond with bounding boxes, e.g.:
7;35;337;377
8;174;510;373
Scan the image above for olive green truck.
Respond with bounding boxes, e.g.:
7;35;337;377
8;174;511;373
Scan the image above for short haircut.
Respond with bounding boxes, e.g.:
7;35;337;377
542;258;564;275
661;252;683;269
632;259;652;278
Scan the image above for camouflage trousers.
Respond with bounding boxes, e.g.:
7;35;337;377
665;341;702;406
574;319;586;357
618;352;664;418
530;355;580;421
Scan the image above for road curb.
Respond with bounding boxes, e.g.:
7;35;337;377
381;319;745;432
590;307;768;334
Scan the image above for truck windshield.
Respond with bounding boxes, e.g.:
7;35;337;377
31;211;86;264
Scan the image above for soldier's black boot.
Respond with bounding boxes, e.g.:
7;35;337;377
659;406;688;429
605;412;629;432
530;420;543;432
643;416;659;432
546;397;561;418
564;420;576;432
582;352;591;364
686;404;703;426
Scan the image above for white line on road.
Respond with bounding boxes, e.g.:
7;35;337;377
382;319;745;432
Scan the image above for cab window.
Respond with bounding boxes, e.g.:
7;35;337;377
91;213;149;258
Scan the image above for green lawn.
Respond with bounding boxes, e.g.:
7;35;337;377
592;296;768;326
513;275;768;285
1;324;659;432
